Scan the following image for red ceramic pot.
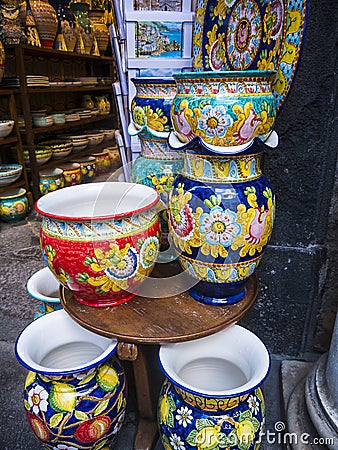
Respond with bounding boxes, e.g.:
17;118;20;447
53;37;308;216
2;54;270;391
35;182;161;307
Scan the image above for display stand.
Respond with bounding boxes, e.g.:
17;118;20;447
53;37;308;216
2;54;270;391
60;262;258;449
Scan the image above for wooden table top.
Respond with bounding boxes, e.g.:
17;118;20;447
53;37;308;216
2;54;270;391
60;262;258;344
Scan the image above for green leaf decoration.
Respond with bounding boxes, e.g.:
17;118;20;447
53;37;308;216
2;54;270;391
76;272;90;282
227;429;238;446
186;429;199;446
94;439;109;450
74;410;89;421
136;238;145;248
49;412;63;428
24;399;30;411
239;409;252;421
168;396;176;410
196;418;214;431
84;256;98;266
24;371;36;389
238;441;250;450
167;410;174;428
96;364;119;392
78;371;96;386
49;382;77;413
252;417;261;433
244;186;256;196
94;399;110;416
217;432;229;448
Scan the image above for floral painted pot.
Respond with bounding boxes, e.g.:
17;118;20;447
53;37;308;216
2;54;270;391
158;324;270;450
130;77;176;137
171;70;276;148
129;127;183;258
60;162;82;186
30;0;58;48
35;182;161;307
91;151;111;176
15;309;127;449
26;267;62;320
0;187;29;222
167;136;276;305
71;156;96;183
39;168;64;195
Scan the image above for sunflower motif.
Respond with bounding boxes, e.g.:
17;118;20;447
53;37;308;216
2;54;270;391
132;105;146;129
139;236;159;269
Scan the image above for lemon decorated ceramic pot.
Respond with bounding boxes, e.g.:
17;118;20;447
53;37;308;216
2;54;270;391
15;309;127;449
158;325;270;450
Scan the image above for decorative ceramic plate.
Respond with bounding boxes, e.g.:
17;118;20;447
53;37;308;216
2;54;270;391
193;0;309;112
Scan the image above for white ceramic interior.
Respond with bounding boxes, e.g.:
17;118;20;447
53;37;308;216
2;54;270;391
15;309;118;374
26;267;60;303
0;120;14;138
35;182;159;220
39;168;63;177
0;187;26;199
159;324;270;397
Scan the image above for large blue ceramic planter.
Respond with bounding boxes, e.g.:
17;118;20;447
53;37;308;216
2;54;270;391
167;134;276;305
158;325;270;450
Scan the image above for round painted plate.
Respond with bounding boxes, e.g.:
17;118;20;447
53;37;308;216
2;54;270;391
193;0;309;112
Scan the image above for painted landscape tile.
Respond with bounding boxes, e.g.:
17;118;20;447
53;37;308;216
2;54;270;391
135;21;183;58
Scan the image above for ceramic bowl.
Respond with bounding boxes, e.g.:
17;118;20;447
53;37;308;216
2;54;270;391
23;148;53;166
39;168;64;195
0;164;23;186
36;182;161;307
37;139;73;159
99;129;115;141
87;133;105;146
0;120;15;138
60;162;82;186
71;156;96;183
33;115;54;128
105;146;120;166
0;187;29;222
51;113;66;124
171;70;277;147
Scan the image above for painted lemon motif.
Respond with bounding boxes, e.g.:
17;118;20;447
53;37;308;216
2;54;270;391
235;419;255;444
196;425;221;450
49;382;77;413
97;364;119;392
159;394;170;424
24;371;36;389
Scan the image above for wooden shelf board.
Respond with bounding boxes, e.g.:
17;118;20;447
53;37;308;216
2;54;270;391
0;179;26;194
0;136;18;146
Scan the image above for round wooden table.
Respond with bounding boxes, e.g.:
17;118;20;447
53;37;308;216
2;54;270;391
60;262;258;450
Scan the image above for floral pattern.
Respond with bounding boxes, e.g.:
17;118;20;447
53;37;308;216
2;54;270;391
158;380;266;450
139;236;159;268
197;104;233;139
28;384;49;414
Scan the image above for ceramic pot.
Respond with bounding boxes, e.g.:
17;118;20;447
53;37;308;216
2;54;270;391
0;187;28;222
158;325;270;450
71;156;96;183
50;0;77;51
35;182;161;307
95;95;110;114
0;41;5;84
39;168;64;195
26;266;62;319
171;70;276;148
30;0;58;48
82;94;94;109
70;1;93;54
167;136;276;305
105;146;120;167
130;77;176;136
60;162;82;186
130;128;183;257
0;1;26;45
88;9;109;54
15;309;127;449
91;151;111;176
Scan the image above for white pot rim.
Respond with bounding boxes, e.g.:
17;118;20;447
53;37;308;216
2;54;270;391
159;324;271;398
26;267;60;304
15;309;118;375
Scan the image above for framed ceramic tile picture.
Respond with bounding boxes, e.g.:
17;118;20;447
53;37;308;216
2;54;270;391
124;0;192;12
125;12;194;59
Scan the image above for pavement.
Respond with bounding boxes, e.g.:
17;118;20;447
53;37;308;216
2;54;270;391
0;211;323;449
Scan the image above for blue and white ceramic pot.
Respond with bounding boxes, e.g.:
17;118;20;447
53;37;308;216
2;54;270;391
129;126;184;257
130;77;176;137
15;309;127;449
158;325;270;450
26;267;62;320
167;133;277;305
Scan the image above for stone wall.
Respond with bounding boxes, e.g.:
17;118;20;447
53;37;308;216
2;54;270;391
241;0;338;357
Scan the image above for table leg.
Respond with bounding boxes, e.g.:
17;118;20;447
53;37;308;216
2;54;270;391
132;345;161;450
